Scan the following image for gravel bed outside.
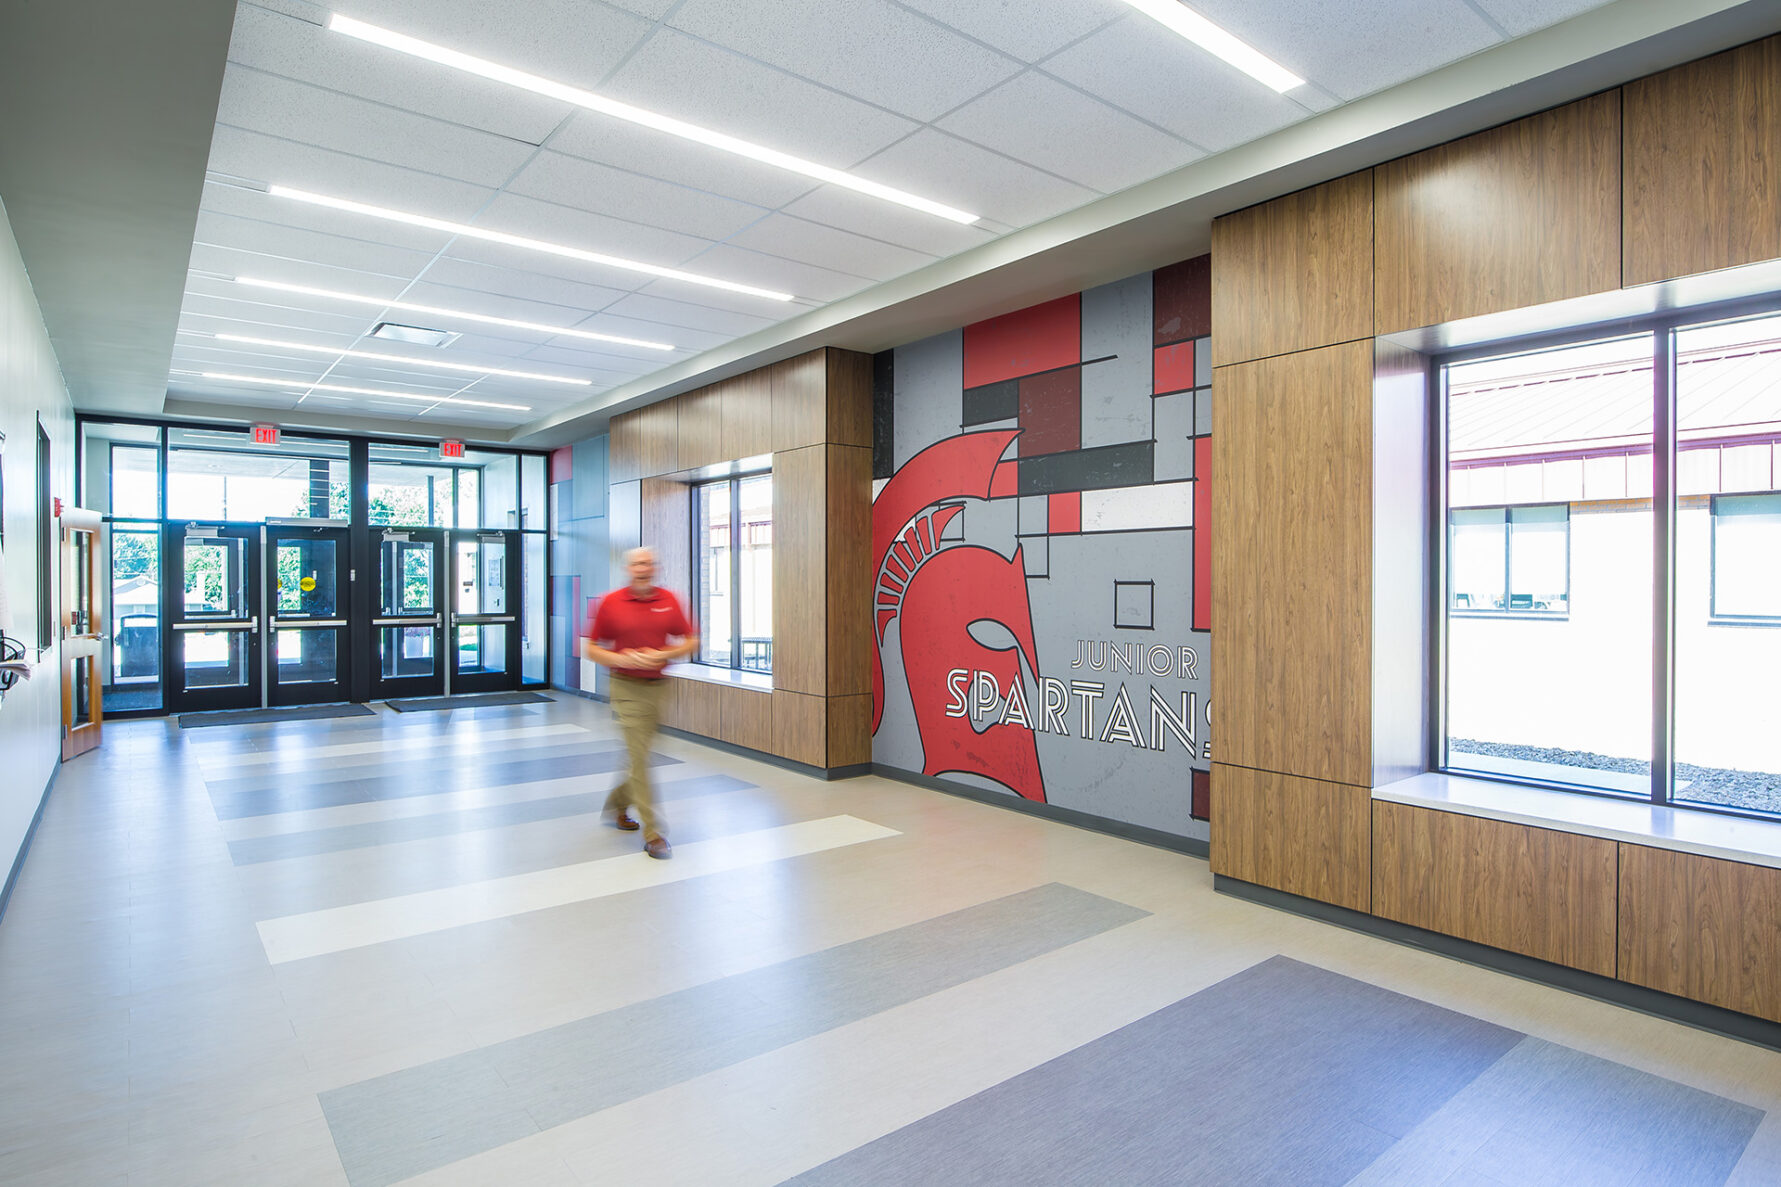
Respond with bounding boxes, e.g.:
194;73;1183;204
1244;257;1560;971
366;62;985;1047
1449;738;1781;817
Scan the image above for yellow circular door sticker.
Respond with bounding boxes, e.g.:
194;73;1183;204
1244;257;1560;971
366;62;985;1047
299;576;317;592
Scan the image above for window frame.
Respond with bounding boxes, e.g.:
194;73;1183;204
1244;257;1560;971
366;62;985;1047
1447;502;1573;619
691;470;772;674
1707;491;1781;625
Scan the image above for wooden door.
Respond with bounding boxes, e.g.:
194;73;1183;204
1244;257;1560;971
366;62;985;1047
61;506;104;760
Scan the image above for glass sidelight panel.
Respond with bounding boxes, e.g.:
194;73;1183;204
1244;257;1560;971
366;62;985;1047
183;631;251;689
275;538;339;618
109;526;161;710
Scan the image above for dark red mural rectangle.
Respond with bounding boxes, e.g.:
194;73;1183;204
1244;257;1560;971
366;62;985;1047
1153;341;1194;395
1194;435;1212;632
1018;367;1082;454
963;294;1081;389
1048;492;1080;534
1154;255;1211;346
1191;768;1211;821
551;446;573;483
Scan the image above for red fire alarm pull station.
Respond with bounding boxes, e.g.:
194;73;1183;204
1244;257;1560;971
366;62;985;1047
440;440;465;460
251;423;280;446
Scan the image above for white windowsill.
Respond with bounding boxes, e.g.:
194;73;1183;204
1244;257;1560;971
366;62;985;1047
1374;771;1781;871
669;663;773;693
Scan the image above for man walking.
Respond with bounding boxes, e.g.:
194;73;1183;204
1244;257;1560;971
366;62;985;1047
583;547;698;859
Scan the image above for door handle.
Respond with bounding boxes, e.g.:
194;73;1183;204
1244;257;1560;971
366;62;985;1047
452;615;515;624
172;616;258;632
372;616;442;627
272;618;347;628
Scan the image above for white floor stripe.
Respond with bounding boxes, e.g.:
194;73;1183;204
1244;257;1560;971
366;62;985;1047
217;765;720;842
195;722;591;767
254;815;901;964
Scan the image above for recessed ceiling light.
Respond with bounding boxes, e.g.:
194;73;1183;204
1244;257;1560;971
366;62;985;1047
207;331;592;385
370;322;460;348
327;14;980;225
267;185;795;302
232;276;676;351
1116;0;1305;93
199;372;533;411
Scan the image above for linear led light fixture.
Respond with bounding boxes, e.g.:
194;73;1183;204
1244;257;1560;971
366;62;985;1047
327;14;979;225
268;184;794;302
233;276;676;351
209;332;591;385
1116;0;1304;92
200;372;532;412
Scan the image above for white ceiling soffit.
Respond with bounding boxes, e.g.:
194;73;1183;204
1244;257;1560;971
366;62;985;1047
512;0;1780;449
0;0;238;416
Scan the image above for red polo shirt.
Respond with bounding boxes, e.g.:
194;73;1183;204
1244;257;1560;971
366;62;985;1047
585;586;694;680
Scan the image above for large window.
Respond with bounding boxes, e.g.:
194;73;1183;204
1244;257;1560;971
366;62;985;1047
695;473;772;674
1442;313;1781;819
166;428;350;521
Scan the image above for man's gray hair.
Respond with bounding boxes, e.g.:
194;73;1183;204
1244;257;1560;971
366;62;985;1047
624;546;655;564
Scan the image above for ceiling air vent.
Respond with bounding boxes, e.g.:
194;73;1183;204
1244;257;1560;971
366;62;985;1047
370;322;460;348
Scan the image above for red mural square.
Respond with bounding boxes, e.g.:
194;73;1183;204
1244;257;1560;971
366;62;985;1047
551;445;573;483
1193;436;1212;631
1018;367;1082;455
1153;341;1194;395
1191;768;1211;820
963;293;1081;389
1048;491;1080;534
1154;254;1211;345
991;460;1019;499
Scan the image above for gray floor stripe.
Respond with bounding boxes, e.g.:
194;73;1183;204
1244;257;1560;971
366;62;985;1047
1348;1036;1762;1186
785;956;1526;1187
207;749;679;820
227;775;757;864
199;738;617;792
319;882;1149;1187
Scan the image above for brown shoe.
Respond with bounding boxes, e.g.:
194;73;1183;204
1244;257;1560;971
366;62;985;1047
644;835;671;860
610;809;640;832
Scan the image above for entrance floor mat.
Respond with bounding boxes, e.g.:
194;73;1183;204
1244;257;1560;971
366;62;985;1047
179;703;375;728
385;691;554;712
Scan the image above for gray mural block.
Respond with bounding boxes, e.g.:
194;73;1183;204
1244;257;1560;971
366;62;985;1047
1080;274;1153;450
1153;390;1195;481
571;435;606;521
893;329;964;470
1195;385;1213;437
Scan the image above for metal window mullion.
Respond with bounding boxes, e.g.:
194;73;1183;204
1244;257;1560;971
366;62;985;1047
1652;330;1676;806
730;477;742;671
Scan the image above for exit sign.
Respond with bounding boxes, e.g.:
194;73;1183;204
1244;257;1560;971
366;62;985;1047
251;423;280;445
440;440;465;459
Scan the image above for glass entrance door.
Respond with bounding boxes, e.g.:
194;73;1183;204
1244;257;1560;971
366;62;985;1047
372;529;445;699
163;525;262;713
267;526;350;706
449;530;519;693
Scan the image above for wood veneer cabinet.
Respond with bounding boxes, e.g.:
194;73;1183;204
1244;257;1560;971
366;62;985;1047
1619;844;1781;1023
1212;341;1373;787
1210;171;1373;367
1209;763;1371;912
1375;92;1621;334
1373;802;1617;977
1624;35;1781;286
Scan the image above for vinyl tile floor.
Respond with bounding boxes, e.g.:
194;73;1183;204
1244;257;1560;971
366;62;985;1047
2;697;1779;1186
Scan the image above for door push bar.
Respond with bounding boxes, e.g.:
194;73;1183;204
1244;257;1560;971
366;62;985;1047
172;616;259;632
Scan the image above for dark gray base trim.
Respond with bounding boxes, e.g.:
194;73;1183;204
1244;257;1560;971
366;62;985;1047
657;726;863;782
1213;874;1781;1054
873;764;1208;858
0;763;61;930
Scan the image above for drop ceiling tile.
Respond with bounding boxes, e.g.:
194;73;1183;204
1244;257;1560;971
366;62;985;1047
226;5;570;145
670;243;873;304
723;213;936;282
215;66;539;188
1041;19;1313;150
937;70;1200;193
898;0;1122;63
596;28;918;167
778;186;999;257
472;192;719;269
410;259;632;318
548;114;820;210
1473;0;1617;37
186;244;416;301
1186;0;1501;102
558;312;731;354
505;152;770;242
199;181;456;257
322;0;656;93
668;0;1021;122
204;126;498;221
851;127;1097;228
178;292;373;338
520;343;671;374
599;292;780;337
192;209;442;279
435;240;660;300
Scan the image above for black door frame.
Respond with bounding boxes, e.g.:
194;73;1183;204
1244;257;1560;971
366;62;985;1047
162;523;263;714
370;526;448;700
448;529;521;694
266;523;352;707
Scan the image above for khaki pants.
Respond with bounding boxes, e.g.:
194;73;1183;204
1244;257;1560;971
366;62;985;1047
605;674;668;838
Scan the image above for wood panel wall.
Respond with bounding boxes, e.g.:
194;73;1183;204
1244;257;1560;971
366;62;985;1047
1374;92;1621;334
607;348;873;770
1208;764;1371;912
1618;845;1781;1024
1210;172;1374;367
1624;35;1781;287
1212;340;1374;788
1373;802;1618;976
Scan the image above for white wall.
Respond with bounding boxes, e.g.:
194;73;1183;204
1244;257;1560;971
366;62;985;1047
0;196;76;896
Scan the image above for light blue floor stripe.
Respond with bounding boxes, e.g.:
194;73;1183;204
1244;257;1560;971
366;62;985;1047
319;882;1149;1187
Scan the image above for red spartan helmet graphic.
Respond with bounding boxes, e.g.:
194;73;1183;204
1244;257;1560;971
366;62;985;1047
872;430;1044;802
